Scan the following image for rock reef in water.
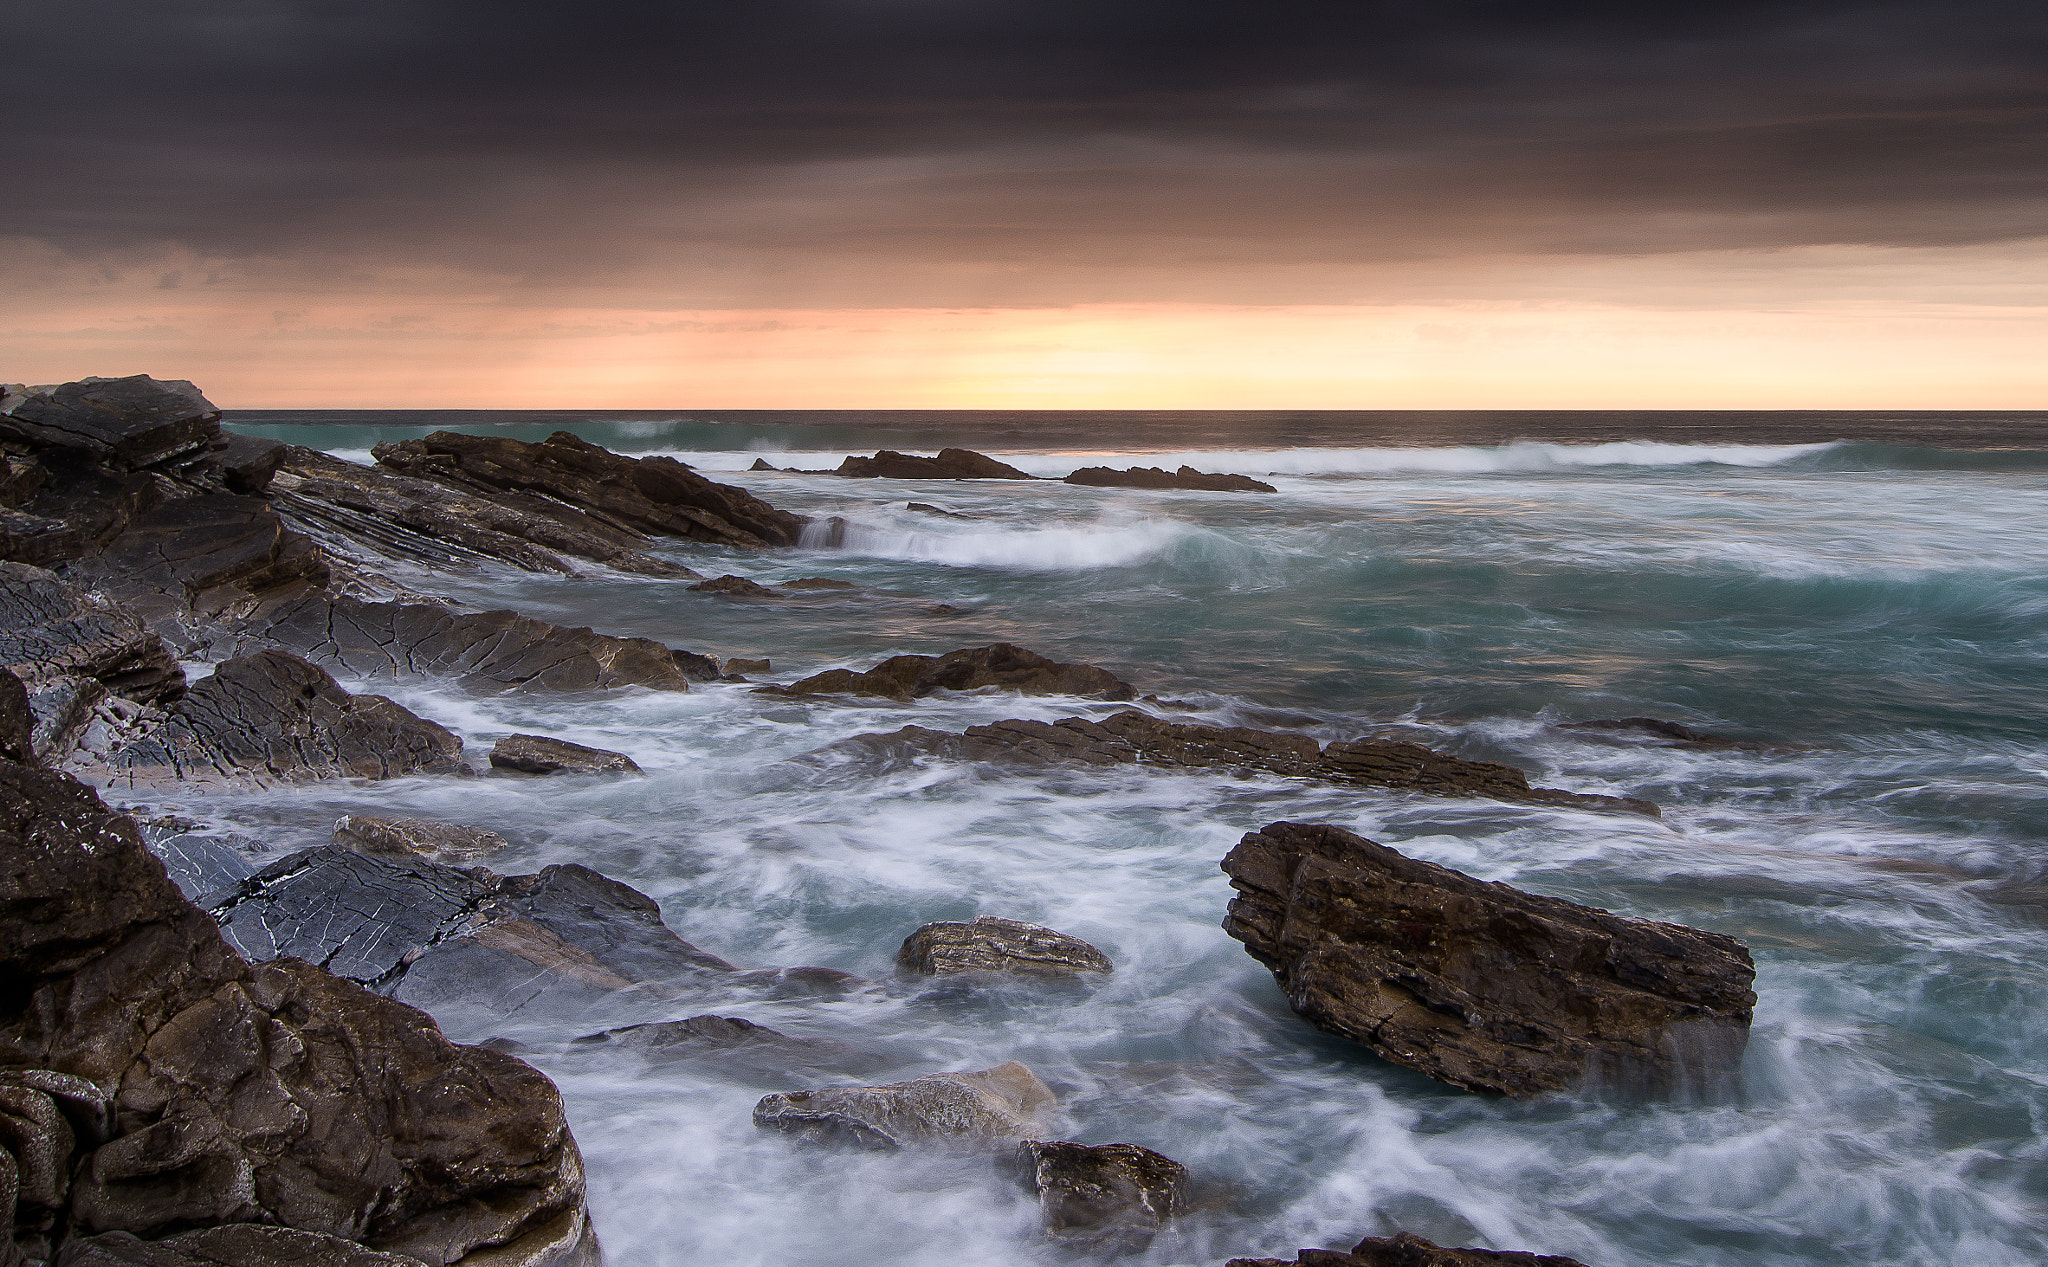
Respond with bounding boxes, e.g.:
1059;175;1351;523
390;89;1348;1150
489;733;642;776
811;710;1657;815
1064;465;1276;493
1221;820;1756;1097
333;814;511;865
1228;1232;1591;1267
1013;1140;1190;1252
896;915;1112;978
831;449;1038;480
571;1015;892;1081
753;1062;1057;1151
758;643;1138;703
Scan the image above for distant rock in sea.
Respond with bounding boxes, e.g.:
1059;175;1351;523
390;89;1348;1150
1065;465;1276;492
832;449;1038;480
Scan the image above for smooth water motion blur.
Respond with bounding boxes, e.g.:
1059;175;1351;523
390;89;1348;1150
205;411;2048;1266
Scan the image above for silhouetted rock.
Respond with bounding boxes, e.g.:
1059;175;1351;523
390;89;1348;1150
1221;821;1756;1096
749;458;779;471
1065;465;1276;493
833;449;1037;480
0;376;219;469
1014;1140;1189;1251
0;563;184;705
1227;1231;1590;1267
754;1062;1056;1151
897;916;1111;978
490;734;641;776
333;813;510;864
93;651;465;791
810;710;1657;815
759;643;1137;703
688;574;780;597
374;430;805;548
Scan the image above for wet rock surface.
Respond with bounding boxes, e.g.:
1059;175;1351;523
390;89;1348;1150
831;448;1037;480
1558;716;1785;751
0;376;220;470
0;755;594;1266
137;818;263;902
688;574;780;597
1227;1231;1591;1267
0;563;184;705
1064;465;1277;493
814;710;1657;815
572;1015;892;1081
1013;1140;1189;1251
79;494;328;624
753;1061;1057;1151
374;429;805;548
897;915;1112;978
91;651;465;792
489;733;641;776
760;643;1137;703
1221;820;1756;1097
333;813;511;864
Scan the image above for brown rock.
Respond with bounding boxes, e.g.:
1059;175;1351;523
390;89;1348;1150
833;449;1037;480
896;915;1111;978
688;575;780;597
782;577;857;590
55;1224;430;1265
1227;1230;1590;1267
0;563;184;705
723;657;771;676
759;644;1136;703
0;509;84;567
333;814;510;865
753;1062;1056;1152
1014;1140;1189;1251
0;669;32;765
1064;465;1276;493
489;734;640;776
1221;821;1756;1096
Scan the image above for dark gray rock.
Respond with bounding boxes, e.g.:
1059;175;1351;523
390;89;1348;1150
758;643;1137;703
81;494;328;623
28;676;108;763
781;577;857;591
0;454;48;509
0;507;84;566
94;651;465;791
137;819;261;903
832;449;1037;480
1221;821;1757;1097
1228;1232;1591;1267
1065;465;1276;493
1014;1140;1190;1251
1558;716;1789;751
753;1062;1057;1151
897;916;1111;978
208;433;287;495
904;502;970;518
0;563;184;705
489;734;641;776
687;574;780;598
0;376;220;469
571;1015;891;1081
0;669;30;766
333;814;510;864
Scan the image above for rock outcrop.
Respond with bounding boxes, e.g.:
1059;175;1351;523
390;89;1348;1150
1064;465;1276;493
374;430;805;549
0;564;184;706
0;746;595;1265
91;651;466;792
76;494;328;626
1220;821;1756;1096
831;449;1037;481
758;644;1137;703
687;574;780;598
0;376;219;470
812;710;1657;815
1013;1140;1189;1251
897;916;1112;978
489;734;641;776
1227;1232;1590;1267
333;814;510;865
753;1062;1057;1152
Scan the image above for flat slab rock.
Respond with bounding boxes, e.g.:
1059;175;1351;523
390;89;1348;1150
92;651;465;792
0;375;220;469
1015;1140;1190;1251
1222;821;1757;1097
490;734;641;776
753;1061;1057;1151
897;915;1112;977
759;643;1137;703
1228;1232;1590;1267
812;710;1656;815
1065;465;1276;493
832;448;1037;480
81;493;327;623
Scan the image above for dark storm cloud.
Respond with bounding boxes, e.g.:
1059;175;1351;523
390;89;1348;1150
7;0;2046;291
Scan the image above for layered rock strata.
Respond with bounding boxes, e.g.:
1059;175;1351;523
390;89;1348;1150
753;1062;1057;1152
896;916;1111;978
1221;821;1757;1096
759;644;1137;703
1064;465;1276;493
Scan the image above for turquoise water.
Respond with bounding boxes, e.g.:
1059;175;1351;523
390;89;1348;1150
196;418;2048;1265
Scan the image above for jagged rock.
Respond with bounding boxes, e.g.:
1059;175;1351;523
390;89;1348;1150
1014;1140;1189;1251
80;494;328;624
0;508;83;566
489;734;640;776
333;814;510;864
93;651;465;791
897;916;1111;978
759;644;1137;703
1064;465;1276;493
55;1224;430;1266
235;591;719;693
571;1016;891;1080
374;430;805;548
270;446;696;579
0;563;184;704
832;449;1037;480
0;757;594;1266
753;1062;1056;1151
748;459;778;471
813;711;1656;814
0;376;220;470
28;676;107;762
723;657;771;676
687;574;779;598
1220;821;1757;1097
1227;1231;1590;1267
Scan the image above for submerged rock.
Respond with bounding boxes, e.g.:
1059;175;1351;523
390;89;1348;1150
832;448;1037;480
572;1015;892;1080
759;643;1137;703
489;733;642;776
688;574;781;598
753;1061;1057;1151
1221;821;1756;1097
1064;465;1276;493
1558;716;1789;751
333;813;511;864
1014;1140;1190;1251
1228;1231;1590;1267
897;915;1112;978
811;710;1657;815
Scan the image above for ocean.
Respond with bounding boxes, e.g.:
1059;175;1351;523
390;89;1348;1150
207;409;2048;1266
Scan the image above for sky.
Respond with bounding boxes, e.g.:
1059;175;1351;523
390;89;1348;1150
5;0;2046;408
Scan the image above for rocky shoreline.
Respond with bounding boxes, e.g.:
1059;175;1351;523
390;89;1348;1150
0;375;1757;1266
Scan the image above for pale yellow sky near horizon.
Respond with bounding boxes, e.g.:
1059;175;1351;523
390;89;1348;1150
8;238;2046;409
